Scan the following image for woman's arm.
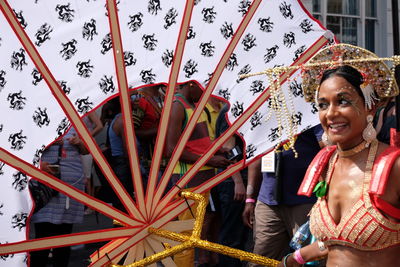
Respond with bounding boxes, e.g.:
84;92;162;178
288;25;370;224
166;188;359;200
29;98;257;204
87;112;104;137
278;242;328;267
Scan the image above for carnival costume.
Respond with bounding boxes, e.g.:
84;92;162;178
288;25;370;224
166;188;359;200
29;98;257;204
298;140;400;250
293;43;400;252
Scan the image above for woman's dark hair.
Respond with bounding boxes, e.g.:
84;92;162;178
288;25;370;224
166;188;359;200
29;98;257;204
320;65;365;100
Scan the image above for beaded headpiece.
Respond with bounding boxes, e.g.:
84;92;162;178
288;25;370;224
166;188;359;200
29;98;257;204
302;43;400;105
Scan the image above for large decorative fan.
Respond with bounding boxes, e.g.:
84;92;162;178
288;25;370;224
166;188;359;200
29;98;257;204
0;0;332;266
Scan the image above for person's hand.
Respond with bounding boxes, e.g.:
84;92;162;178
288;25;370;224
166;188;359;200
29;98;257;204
234;181;245;201
67;134;82;146
242;202;255;228
207;155;232;168
40;161;58;176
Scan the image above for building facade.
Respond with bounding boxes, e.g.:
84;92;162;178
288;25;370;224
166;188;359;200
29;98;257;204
302;0;399;57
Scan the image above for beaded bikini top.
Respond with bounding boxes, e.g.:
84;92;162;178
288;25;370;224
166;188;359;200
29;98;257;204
301;141;400;251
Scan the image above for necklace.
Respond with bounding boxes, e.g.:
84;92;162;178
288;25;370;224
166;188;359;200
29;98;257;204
337;140;368;157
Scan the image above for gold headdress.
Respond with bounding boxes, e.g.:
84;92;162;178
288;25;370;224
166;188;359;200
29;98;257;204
301;43;400;104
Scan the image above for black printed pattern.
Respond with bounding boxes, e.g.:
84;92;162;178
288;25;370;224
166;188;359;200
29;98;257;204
12;171;28;192
0;1;330;258
11;212;27;231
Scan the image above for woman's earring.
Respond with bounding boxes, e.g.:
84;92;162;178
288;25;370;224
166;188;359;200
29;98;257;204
362;114;377;145
322;131;331;145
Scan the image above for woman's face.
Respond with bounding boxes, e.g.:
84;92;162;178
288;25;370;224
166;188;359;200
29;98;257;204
317;75;370;150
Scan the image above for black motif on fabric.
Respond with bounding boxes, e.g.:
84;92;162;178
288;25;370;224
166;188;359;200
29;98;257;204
204;72;213;86
8;130;27;151
32;145;46;167
0;124;2;133
76;60;94;78
12;171;28;192
291;111;303;126
58;80;71;95
293;45;306;62
7;91;26;110
55;3;75;22
99;75;115;94
194;0;201;5
164;8;178;29
236;64;251;83
11;212;27;231
225;53;238;71
101;33;113;54
258;17;274;33
140;69;156;84
0;162;4;175
162;49;174;67
202;7;217;23
128;12;143;32
283;31;296;48
183;60;198;78
246;144;257;159
31;68;43;85
142;34;158;51
289;80;303;97
35;23;53;46
124;51;137;67
249;80;264;95
10;48;28;71
82;19;98;41
250;111;263;130
263;45;279;63
279;1;293;19
56;117;71;136
0;70;6;92
32;107;50;127
199;41;215;57
75;97;93;114
231;101;244;118
238;0;251;16
300;19;313;33
187;26;196;40
268;126;282;142
218;88;230;100
148;0;162;15
242;33;256;51
13;9;28;29
60;39;77;60
0;203;3;215
310;102;318;114
220;22;234;39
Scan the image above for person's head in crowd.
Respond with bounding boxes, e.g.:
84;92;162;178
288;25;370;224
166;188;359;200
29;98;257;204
178;81;204;103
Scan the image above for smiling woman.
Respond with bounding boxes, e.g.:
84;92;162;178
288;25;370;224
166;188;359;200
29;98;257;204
279;44;400;267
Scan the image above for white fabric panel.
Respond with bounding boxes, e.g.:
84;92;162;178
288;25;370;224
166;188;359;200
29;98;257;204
0;1;330;265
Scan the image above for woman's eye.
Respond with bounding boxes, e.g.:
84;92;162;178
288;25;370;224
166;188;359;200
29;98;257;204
318;102;328;110
339;98;351;105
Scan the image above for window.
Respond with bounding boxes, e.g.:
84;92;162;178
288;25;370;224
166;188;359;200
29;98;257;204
312;0;377;52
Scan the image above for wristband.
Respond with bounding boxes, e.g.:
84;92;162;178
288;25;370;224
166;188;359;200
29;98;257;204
245;198;256;203
293;249;306;265
283;253;292;267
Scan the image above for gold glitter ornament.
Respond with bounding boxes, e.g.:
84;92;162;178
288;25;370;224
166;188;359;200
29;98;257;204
110;191;280;267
